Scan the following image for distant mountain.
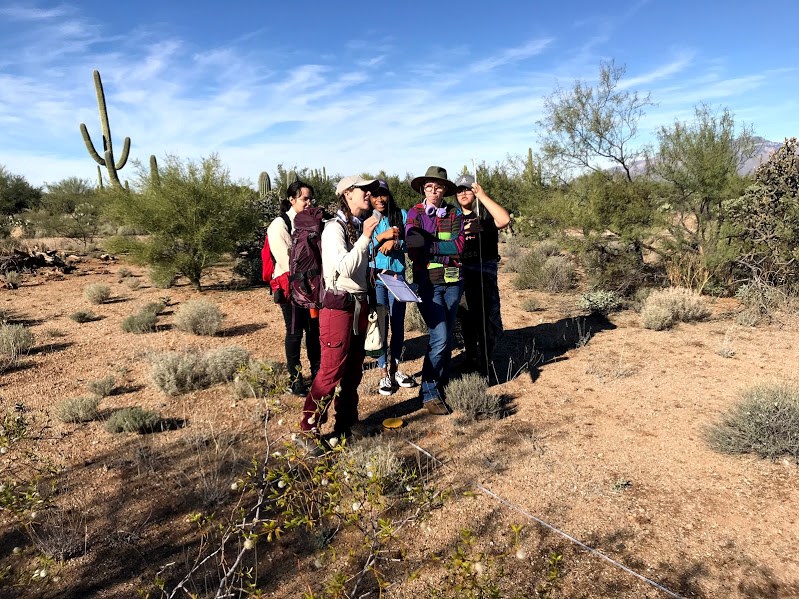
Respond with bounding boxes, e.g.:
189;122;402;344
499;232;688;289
740;137;784;175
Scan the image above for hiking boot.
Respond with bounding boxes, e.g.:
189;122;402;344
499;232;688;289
378;375;395;396
394;370;417;388
290;376;307;396
424;397;451;416
293;434;328;458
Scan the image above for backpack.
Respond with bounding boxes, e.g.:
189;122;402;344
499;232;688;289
261;213;292;303
289;207;326;310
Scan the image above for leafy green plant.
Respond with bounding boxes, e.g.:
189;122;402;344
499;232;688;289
104;407;161;434
706;383;799;462
84;283;111;305
69;310;99;323
445;373;504;420
173;299;223;336
233;359;290;399
54;396;101;423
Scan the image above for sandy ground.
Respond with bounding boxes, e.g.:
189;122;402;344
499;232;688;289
1;247;798;598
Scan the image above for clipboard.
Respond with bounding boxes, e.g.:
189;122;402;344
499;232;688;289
377;273;422;303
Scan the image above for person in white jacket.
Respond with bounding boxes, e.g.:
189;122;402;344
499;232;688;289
297;176;379;454
266;180;320;395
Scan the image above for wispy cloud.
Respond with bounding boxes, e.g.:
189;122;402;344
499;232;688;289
0;4;70;20
621;50;695;89
470;38;553;73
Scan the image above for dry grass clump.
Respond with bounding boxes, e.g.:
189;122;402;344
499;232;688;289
233;359;290;399
513;252;576;293
640;287;710;330
54;396;101;423
445;373;503;420
121;301;166;334
117;267;133;280
84;283;111;305
87;375;116;397
405;302;427;333
521;297;540;312
70;310;99;323
174;299;223;336
150;346;251;395
344;437;406;490
706;383;799;462
104;407;161;434
0;323;34;365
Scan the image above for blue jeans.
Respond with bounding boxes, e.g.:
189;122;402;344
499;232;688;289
375;279;407;370
417;279;464;402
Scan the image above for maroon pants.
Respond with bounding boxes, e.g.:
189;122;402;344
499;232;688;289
300;301;368;435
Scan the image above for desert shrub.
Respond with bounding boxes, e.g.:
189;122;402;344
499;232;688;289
174;299;223;336
104;407;161;434
3;271;21;288
84;283;111;305
521;298;540;312
117;267;133;280
54;396;100;423
539;256;576;292
70;310;99;323
706;383;799;461
578;290;623;315
122;310;158;334
233;359;290;399
640;304;675;331
512;252;544;289
640;287;710;330
87;375;115;397
445;373;503;420
150;346;251;395
0;323;34;360
405;302;427;333
125;277;141;290
149;266;175;289
344;437;405;491
534;239;561;259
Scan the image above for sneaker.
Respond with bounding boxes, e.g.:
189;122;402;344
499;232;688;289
293;434;328;458
394;370;417;388
424;397;451;416
379;375;395;396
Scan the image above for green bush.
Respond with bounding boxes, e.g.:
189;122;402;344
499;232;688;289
54;396;101;423
233;359;290;399
706;383;799;461
87;375;115;397
122;310;158;334
70;310;99;323
520;298;540;312
84;283;111;305
104;407;161;434
640;287;710;330
173;299;223;336
578;290;623;315
445;373;503;420
150;346;251;395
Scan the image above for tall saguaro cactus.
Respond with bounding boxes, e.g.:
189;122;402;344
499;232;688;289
258;171;271;198
80;69;131;189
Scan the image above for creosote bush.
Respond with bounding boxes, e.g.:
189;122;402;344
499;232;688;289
640;287;710;330
84;283;111;305
706;383;799;461
150;346;251;395
233;359;290;399
174;299;223;336
54;396;101;423
70;310;99;323
104;407;161;434
445;373;503;420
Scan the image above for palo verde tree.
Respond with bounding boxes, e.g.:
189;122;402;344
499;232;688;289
0;165;41;216
33;177;104;247
79;69;131;189
106;154;260;290
647;104;756;291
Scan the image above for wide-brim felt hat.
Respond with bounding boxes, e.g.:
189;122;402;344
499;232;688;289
410;165;457;197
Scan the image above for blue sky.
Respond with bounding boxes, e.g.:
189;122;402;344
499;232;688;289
1;0;797;188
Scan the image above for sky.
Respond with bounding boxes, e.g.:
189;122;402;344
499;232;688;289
1;0;797;189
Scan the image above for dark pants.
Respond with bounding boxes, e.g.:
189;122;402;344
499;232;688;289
300;301;368;435
280;302;320;383
459;261;503;375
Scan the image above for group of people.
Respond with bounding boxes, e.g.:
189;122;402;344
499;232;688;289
266;166;509;453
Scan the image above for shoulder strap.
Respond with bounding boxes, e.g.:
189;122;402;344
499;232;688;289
281;212;292;234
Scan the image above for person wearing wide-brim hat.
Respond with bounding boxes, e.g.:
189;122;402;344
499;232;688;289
404;166;465;415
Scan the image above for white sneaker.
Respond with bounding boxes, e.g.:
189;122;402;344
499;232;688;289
379;375;395;395
394;370;417;388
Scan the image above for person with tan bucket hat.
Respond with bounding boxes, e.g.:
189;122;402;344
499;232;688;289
405;166;465;415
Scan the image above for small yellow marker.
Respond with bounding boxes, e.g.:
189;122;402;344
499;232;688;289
382;417;403;429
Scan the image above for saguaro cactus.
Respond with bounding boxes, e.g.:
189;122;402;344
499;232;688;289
150;155;160;187
258;171;271;198
79;69;131;189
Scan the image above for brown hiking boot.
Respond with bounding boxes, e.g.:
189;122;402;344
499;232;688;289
424;397;451;415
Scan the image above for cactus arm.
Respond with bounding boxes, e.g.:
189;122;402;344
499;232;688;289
115;136;131;170
80;123;106;165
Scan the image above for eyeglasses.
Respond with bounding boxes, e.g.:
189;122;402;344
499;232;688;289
423;184;445;192
456;188;472;194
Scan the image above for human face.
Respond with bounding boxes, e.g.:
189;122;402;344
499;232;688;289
370;190;388;214
289;186;313;213
423;182;446;207
456;187;475;211
345;186;372;218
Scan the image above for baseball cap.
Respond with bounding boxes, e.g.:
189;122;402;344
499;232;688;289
335;176;379;196
454;174;475;189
